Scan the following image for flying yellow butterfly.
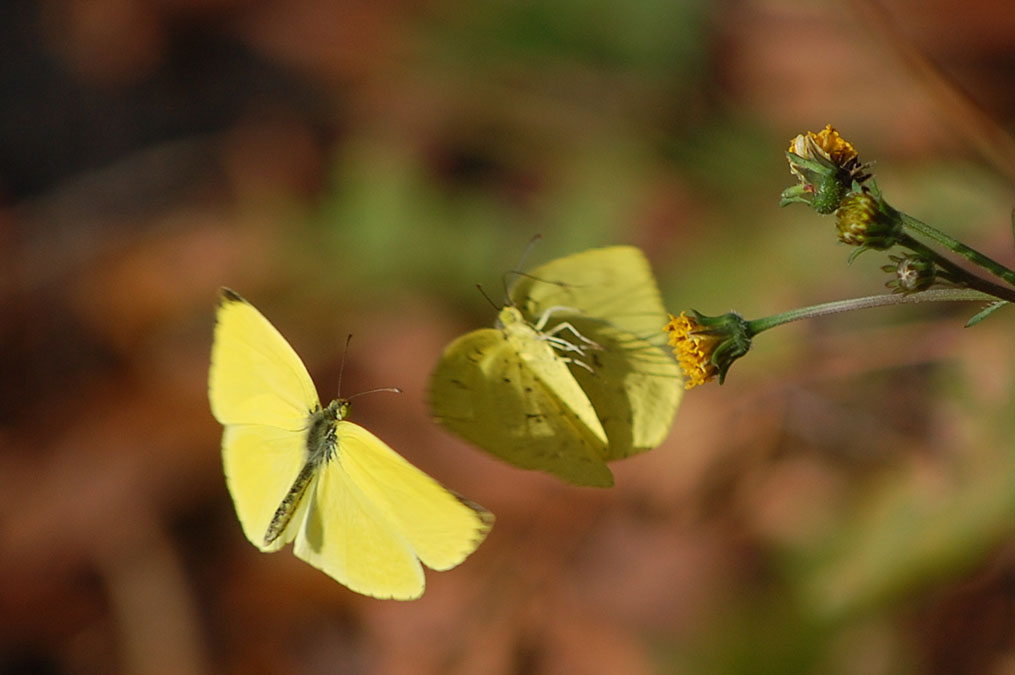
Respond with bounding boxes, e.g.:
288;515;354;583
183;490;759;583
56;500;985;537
428;246;682;487
208;288;493;600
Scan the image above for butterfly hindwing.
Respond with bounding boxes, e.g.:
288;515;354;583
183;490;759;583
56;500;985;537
292;422;494;599
293;445;426;600
221;423;309;551
333;422;495;571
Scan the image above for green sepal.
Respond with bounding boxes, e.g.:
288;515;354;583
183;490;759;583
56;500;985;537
846;247;870;265
687;309;753;385
780;184;813;207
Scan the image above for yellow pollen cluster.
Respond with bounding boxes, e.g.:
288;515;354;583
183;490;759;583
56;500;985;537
665;313;718;390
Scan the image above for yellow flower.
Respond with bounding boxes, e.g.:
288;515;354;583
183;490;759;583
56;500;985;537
666;312;719;389
665;310;753;389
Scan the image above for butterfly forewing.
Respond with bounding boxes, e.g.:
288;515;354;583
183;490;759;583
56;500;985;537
210;289;320;429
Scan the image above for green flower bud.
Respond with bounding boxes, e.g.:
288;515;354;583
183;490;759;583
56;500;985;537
835;191;903;250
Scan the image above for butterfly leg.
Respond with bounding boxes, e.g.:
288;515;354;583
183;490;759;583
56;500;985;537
534;306;602;351
546;322;601;350
542;329;599;376
554;352;596;373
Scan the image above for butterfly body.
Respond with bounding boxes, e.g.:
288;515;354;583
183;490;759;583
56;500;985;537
210;289;492;599
261;398;341;547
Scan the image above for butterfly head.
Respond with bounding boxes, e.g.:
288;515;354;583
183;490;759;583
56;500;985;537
496;305;525;329
322;398;352;422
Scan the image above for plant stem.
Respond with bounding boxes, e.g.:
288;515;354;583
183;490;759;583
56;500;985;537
900;213;1015;286
899;235;1015;302
746;289;1002;335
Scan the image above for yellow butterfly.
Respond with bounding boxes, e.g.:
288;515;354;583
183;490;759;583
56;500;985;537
208;288;493;600
428;246;682;487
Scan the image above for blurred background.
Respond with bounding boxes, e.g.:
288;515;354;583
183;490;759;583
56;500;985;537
1;0;1013;673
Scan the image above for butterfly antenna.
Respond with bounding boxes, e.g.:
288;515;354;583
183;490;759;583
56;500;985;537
345;383;399;399
347;386;402;401
336;334;353;398
501;233;544;301
509;270;568;287
476;284;500;310
517;233;543;272
337;335;403;401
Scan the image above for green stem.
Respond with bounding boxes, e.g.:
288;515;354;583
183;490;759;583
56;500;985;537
900;213;1015;286
747;289;1001;335
897;235;1015;302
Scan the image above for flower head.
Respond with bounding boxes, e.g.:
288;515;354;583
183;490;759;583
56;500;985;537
781;125;872;214
788;125;862;176
665;310;752;389
881;254;938;293
835;190;903;250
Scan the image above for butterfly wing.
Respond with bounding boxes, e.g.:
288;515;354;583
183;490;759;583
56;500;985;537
509;247;682;455
209;288;320;429
560;314;682;460
220;424;308;551
292;421;493;600
209;288;318;550
510;246;668;345
428;313;614;487
292;456;424;600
